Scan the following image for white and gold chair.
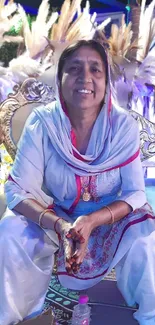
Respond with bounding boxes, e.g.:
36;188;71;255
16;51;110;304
0;77;55;217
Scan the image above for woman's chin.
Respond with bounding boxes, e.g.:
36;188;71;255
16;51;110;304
73;98;96;111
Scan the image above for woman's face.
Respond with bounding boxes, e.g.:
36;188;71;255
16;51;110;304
60;46;107;113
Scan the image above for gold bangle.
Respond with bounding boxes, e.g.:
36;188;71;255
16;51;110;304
38;209;54;228
104;206;115;224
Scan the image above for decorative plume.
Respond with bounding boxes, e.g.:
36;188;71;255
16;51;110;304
97;17;111;31
50;0;96;42
18;0;58;58
108;15;137;58
136;0;155;62
135;47;155;87
104;14;139;85
0;0;22;47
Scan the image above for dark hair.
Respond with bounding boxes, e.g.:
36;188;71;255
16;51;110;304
57;39;108;83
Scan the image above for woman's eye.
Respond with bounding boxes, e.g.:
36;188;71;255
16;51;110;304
69;66;79;72
92;67;101;73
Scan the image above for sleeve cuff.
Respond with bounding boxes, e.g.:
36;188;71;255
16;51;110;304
7;193;35;210
116;191;147;211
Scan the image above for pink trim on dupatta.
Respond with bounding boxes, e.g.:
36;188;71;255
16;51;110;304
68;128;82;214
102;148;140;172
67;148;140;175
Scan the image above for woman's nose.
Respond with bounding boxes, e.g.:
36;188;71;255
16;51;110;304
79;67;92;83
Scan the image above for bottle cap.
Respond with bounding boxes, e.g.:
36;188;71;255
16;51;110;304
79;295;89;304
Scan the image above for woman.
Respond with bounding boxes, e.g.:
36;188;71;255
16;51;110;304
0;40;155;325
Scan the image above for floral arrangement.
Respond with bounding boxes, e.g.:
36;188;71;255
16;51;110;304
0;144;13;194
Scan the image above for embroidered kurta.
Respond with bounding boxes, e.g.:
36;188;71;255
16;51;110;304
1;102;155;325
4;105;153;289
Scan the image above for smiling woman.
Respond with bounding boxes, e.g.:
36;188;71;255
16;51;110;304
61;48;106;108
58;40;108;153
1;40;155;325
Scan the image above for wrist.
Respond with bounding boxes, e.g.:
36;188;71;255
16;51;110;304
87;213;97;231
39;209;62;230
54;217;64;235
39;209;55;228
88;206;114;229
88;210;108;229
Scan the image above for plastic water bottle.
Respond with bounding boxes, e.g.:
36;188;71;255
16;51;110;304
71;295;91;325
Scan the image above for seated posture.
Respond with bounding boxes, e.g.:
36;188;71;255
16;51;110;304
1;40;155;325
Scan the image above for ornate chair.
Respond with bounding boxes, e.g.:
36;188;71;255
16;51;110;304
0;78;155;218
129;110;155;163
0;77;55;217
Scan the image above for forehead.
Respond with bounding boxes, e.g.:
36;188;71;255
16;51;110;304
65;46;104;65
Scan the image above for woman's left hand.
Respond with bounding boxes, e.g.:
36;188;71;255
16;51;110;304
66;215;94;272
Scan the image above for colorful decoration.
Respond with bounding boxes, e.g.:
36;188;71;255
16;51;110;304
0;144;13;194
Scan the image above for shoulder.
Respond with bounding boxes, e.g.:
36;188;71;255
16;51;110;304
112;105;138;131
34;100;57;116
25;100;58;129
33;100;58;121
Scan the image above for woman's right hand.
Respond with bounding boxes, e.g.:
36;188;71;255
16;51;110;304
56;219;73;273
55;218;84;273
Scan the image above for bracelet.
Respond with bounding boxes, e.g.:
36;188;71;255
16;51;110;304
38;209;55;228
54;217;62;239
104;205;115;224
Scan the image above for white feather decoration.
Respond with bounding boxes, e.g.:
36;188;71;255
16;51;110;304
137;0;155;62
0;0;17;19
18;1;58;58
0;0;23;46
135;47;155;87
97;17;111;31
111;79;133;110
8;56;42;82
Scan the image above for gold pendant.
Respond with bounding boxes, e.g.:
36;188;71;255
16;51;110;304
82;187;91;202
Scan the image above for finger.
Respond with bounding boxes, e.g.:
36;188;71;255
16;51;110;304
66;256;76;265
64;238;74;262
79;235;85;243
69;229;80;241
72;233;85;243
66;267;72;274
72;242;82;258
72;263;81;274
75;253;85;265
67;229;84;243
65;260;72;274
72;249;80;258
72;267;79;274
73;244;87;265
66;233;72;239
70;256;76;264
72;263;78;273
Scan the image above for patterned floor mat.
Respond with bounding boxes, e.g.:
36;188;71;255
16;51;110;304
44;270;117;324
44;274;82;324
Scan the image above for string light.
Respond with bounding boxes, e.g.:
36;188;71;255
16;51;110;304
126;5;131;11
126;0;131;24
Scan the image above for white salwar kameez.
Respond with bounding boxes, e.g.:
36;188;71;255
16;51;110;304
1;104;155;325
